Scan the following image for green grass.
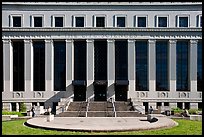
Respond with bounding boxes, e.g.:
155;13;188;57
2;119;202;135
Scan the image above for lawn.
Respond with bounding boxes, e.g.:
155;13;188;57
2;118;202;135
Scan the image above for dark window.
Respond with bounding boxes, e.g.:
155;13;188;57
54;41;66;91
55;17;63;27
74;40;87;80
179;17;188;27
197;40;202;91
176;41;189;91
33;41;45;91
164;102;169;106
138;17;146;27
177;102;182;109
13;16;21;27
198;103;202;110
96;17;105;27
156;41;169;91
115;40;128;80
117;17;125;27
1;42;3;92
158;17;167;27
156;102;162;109
34;17;42;27
184;102;190;109
13;41;24;91
75;17;84;27
94;40;107;80
135;41;148;91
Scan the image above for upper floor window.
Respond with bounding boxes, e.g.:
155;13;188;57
116;16;126;27
13;16;21;27
136;16;147;27
157;16;168;27
54;17;64;27
95;16;106;27
197;15;202;27
73;15;86;27
10;15;23;27
177;15;189;27
32;15;43;27
75;17;84;27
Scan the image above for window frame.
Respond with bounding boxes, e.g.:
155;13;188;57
115;15;127;27
31;14;44;27
135;15;148;27
73;15;86;27
52;15;65;27
94;14;107;27
156;15;169;28
177;15;190;28
10;14;23;27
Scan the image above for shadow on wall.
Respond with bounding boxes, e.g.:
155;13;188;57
44;84;73;109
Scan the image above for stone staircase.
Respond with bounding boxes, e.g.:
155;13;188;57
56;100;145;117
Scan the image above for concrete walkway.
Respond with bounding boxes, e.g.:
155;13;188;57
25;115;178;132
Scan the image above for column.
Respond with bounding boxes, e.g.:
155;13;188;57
107;39;115;99
65;39;74;86
45;39;54;91
190;39;198;92
169;40;177;93
128;39;135;98
148;39;156;94
3;39;13;91
86;39;94;100
24;39;33;91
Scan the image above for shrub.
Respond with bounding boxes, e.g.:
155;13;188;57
19;102;27;112
171;107;182;113
2;111;24;117
188;109;198;114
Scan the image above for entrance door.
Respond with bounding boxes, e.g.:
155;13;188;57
115;85;128;101
94;85;107;101
74;86;86;101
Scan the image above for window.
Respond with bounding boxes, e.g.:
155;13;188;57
115;40;128;80
116;16;126;27
12;41;24;91
75;17;84;27
137;16;147;27
33;41;45;91
156;41;169;91
54;41;66;91
32;15;43;27
13;16;21;27
10;15;23;27
135;41;148;91
95;16;105;27
176;41;189;91
197;40;202;91
54;17;64;27
94;40;107;80
94;15;106;27
74;40;87;80
157;16;168;27
177;16;189;27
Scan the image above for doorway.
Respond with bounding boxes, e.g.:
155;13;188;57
115;85;128;101
74;85;86;101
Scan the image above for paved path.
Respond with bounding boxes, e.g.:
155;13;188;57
25;115;178;132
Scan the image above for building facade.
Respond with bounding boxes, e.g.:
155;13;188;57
1;2;202;113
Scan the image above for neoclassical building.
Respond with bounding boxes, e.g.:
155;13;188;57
1;2;202;113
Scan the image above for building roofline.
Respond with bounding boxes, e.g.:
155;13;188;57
2;2;202;6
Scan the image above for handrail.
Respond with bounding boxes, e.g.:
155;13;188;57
55;96;73;114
